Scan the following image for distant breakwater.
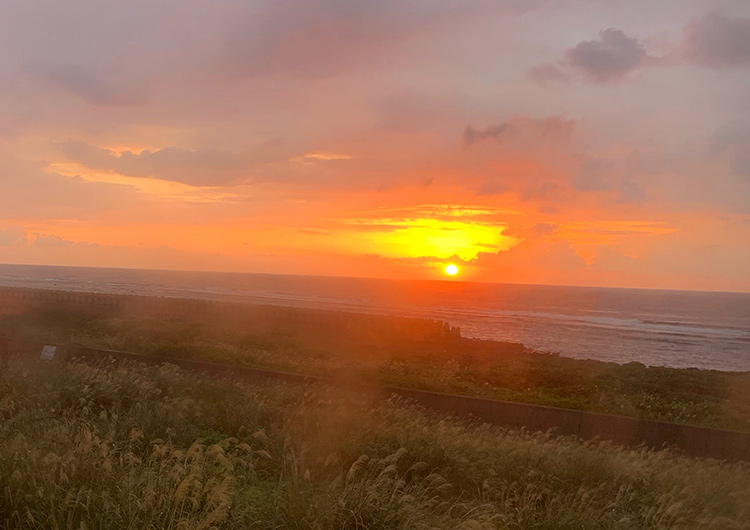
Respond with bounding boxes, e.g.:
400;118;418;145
0;286;461;343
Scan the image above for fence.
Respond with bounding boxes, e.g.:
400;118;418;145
0;286;461;342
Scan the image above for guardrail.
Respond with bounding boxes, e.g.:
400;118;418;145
2;337;749;462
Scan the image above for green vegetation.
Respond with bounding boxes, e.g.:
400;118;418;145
4;309;750;432
1;358;749;529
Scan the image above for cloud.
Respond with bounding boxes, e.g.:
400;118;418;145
463;115;575;147
711;121;750;177
476;180;508;196
682;13;750;68
464;124;509;145
374;90;470;133
292;152;354;163
520;181;560;201
24;63;147;106
525;62;569;85
0;145;140;219
33;234;74;248
220;0;559;79
573;157;646;203
530;13;750;86
0;226;27;247
504;222;559;238
60;142;248;186
712;121;750;152
574;158;614;192
529;222;558;236
588;234;750;290
222;0;416;78
565;28;647;83
473;239;587;279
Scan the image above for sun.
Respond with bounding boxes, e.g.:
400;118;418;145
444;264;459;276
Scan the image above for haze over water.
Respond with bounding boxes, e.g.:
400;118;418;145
1;264;748;372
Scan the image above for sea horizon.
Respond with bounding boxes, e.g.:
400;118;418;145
1;262;748;372
1;261;749;297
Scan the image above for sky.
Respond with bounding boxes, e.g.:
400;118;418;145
0;0;749;291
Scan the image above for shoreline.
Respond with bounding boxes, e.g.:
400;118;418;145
1;266;748;372
1;284;747;374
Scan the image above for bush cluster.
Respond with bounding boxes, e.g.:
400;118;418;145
1;359;748;529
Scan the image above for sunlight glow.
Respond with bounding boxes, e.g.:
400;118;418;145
344;218;518;261
445;264;458;276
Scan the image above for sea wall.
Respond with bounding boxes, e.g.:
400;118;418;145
388;387;750;462
0;286;461;342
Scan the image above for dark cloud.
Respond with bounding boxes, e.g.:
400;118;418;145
530;222;558;236
565;28;647;83
531;13;750;87
683;13;750;68
463;115;575;146
2;2;197;109
464;124;509;145
60;141;248;186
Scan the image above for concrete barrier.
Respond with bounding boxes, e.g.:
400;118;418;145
389;387;585;436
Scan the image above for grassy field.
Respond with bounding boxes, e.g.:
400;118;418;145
1;357;749;529
3;309;750;432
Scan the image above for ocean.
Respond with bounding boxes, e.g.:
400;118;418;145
0;263;748;372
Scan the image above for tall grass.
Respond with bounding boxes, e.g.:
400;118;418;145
1;358;748;529
3;312;749;431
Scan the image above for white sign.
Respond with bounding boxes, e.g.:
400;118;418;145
40;345;56;360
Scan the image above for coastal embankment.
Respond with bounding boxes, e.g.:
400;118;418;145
2;286;750;450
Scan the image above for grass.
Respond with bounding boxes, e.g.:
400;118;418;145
3;309;749;432
1;358;749;529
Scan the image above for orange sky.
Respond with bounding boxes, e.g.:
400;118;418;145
0;0;749;291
